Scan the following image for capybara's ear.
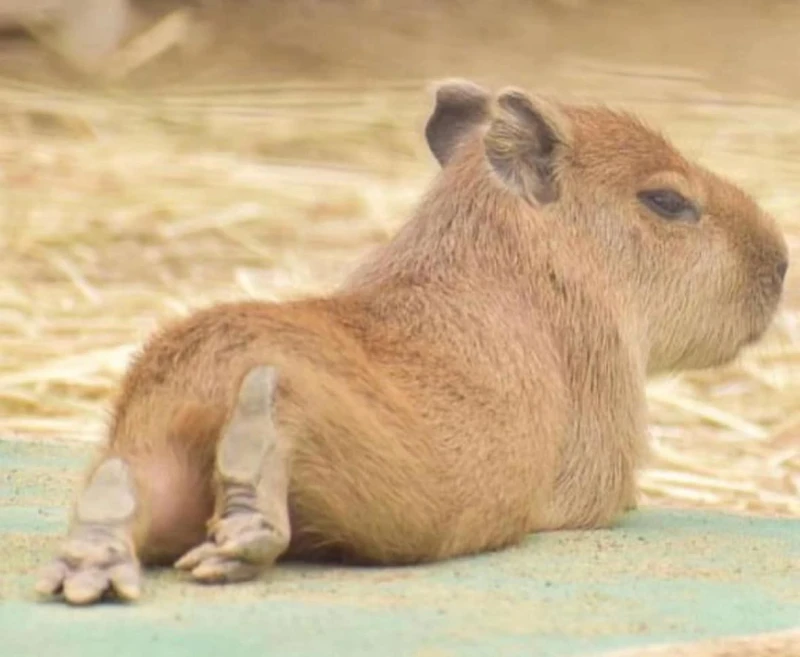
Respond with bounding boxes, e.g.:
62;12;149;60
484;87;572;205
425;78;492;167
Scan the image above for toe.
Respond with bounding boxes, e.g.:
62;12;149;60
190;555;261;584
174;542;217;571
63;568;109;606
189;555;230;583
34;560;69;596
109;562;141;601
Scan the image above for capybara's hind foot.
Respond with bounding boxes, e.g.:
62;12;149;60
35;457;141;605
174;496;285;583
175;365;290;584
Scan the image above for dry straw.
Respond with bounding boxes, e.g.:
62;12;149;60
0;55;798;518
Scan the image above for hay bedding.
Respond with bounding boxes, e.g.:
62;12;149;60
0;36;798;520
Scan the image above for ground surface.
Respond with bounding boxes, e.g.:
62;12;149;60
2;439;799;657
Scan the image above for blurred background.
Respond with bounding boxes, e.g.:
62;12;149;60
0;0;798;517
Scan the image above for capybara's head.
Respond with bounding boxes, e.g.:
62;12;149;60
425;80;788;374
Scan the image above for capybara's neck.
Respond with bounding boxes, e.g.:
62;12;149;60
345;140;535;290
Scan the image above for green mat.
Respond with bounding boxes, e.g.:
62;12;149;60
1;439;798;657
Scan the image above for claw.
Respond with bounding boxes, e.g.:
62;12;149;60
174;542;218;572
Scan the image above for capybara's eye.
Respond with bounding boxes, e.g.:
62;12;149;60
637;188;699;222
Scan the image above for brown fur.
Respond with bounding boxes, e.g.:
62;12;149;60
53;79;789;576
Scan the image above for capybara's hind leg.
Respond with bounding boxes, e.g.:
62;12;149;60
35;457;141;605
175;365;290;584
